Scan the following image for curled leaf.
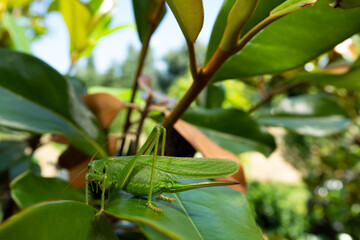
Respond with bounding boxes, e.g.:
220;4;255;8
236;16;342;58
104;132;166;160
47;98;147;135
82;93;123;130
270;0;318;17
165;0;204;42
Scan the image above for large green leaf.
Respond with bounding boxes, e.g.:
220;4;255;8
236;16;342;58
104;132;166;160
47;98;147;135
212;0;360;82
10;171;84;209
0;201;117;240
165;0;203;43
256;94;351;136
106;187;264;240
132;0;166;43
182;107;276;156
0;49;107;157
205;0;285;64
292;59;360;89
138;223;173;240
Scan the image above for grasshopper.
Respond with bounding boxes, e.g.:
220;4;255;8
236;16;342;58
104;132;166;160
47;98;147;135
86;126;239;214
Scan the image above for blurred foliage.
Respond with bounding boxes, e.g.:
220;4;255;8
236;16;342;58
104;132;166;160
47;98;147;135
277;124;360;239
158;44;206;91
247;181;310;239
0;0;46;50
167;73;192;100
222;80;258;111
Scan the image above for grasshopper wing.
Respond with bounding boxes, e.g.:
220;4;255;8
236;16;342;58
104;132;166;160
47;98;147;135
146;156;239;180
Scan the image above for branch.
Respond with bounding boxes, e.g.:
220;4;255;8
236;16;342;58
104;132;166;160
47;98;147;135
132;93;153;154
186;40;199;80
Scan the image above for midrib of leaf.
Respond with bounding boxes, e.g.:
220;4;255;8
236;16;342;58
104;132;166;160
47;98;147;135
172;193;204;240
0;86;107;158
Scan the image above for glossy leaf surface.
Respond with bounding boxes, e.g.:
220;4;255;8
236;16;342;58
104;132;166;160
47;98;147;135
166;0;203;42
138;223;173;240
256;94;351;136
106;187;264;240
182;107;276;156
212;0;360;81
0;201;117;240
10;171;84;209
0;49;106;157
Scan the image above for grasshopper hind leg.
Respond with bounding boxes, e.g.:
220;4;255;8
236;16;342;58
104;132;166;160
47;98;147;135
146;201;163;212
158;194;176;203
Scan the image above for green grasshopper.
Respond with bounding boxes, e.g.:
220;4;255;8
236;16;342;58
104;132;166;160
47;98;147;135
86;126;239;214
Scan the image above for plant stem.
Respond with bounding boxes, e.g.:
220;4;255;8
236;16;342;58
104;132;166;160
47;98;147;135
234;12;289;52
162;49;230;128
118;34;151;155
187;40;198;80
132;93;153;154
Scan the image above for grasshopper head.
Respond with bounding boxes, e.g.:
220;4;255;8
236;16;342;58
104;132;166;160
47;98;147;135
88;159;107;174
87;161;96;173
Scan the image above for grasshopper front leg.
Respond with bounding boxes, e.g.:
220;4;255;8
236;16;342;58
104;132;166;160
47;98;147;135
116;126;166;212
145;126;163;212
86;172;108;215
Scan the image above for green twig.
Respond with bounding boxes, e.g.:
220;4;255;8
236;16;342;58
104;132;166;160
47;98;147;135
186;40;198;80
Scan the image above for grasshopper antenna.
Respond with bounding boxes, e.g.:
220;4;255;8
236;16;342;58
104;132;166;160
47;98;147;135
58;141;109;200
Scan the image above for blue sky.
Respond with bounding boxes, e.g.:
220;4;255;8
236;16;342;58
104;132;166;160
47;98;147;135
31;0;223;74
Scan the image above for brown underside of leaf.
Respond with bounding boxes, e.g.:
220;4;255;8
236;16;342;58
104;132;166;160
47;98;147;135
68;158;91;189
51;134;70;145
106;135;118;156
172;119;247;193
82;93;123;129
